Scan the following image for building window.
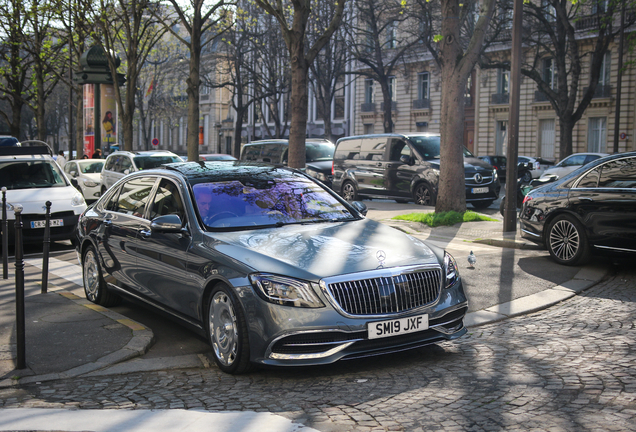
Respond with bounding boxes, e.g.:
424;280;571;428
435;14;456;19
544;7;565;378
599;51;611;86
543;58;557;89
334;76;345;120
364;79;374;104
539;119;555;159
592;0;608;14
364;123;375;134
497;69;509;94
386;21;398;49
418;72;429;100
496;120;507;155
388;76;396;101
541;0;556;22
588;117;606;152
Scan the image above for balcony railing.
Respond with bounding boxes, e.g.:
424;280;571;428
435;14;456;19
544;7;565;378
584;84;612;98
576;15;600;31
412;98;430;109
380;101;397;111
361;102;376;112
491;93;509;104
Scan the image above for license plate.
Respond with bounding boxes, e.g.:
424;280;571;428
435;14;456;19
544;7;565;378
368;314;429;340
30;219;63;229
472;187;489;194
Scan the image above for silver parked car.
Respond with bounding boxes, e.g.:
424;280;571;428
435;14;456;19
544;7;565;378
63;159;105;203
539;152;608;180
75;162;468;374
100;150;182;193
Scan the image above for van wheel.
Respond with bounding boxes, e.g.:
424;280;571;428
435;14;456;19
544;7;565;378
413;183;435;206
342;181;359;201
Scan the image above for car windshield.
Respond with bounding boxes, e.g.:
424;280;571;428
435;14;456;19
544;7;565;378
305;142;335;162
192;173;355;229
78;160;104;174
134;155;182;170
407;136;473;160
0;160;67;190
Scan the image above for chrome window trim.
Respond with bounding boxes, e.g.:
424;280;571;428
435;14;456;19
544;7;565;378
319;264;443;319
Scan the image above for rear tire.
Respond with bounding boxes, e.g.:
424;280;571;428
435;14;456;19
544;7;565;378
341;181;359;201
82;245;121;307
207;284;253;374
546;214;591;266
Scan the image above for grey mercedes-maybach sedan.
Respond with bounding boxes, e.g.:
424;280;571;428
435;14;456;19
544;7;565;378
75;161;468;374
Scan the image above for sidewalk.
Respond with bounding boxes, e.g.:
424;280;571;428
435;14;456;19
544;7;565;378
0;212;608;387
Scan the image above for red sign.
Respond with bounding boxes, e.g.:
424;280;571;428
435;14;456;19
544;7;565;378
151;138;159;146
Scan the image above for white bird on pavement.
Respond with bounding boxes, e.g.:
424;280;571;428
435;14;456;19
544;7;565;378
467;251;476;268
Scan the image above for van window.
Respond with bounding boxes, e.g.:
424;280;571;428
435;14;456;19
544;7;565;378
260;144;284;163
242;145;262;161
335;139;362;160
305;141;335;162
389;139;410;161
361;139;387;161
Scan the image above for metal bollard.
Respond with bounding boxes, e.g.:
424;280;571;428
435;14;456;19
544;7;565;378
14;204;26;370
41;201;52;294
2;187;7;280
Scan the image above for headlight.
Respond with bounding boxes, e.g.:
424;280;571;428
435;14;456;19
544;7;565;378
250;274;325;308
493;169;498;180
71;192;86;207
444;251;459;288
306;169;326;181
82;179;99;188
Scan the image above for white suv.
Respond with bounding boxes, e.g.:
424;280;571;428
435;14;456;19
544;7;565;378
0;142;86;243
101;150;182;193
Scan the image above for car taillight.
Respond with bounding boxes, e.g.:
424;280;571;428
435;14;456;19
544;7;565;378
534;162;540;170
331;161;334;175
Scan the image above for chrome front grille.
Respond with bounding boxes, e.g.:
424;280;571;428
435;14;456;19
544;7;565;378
322;267;442;317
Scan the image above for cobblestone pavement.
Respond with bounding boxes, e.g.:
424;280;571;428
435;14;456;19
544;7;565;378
1;264;634;432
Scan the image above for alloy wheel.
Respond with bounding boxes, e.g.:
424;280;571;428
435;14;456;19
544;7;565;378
209;291;238;367
83;250;99;302
549;219;580;262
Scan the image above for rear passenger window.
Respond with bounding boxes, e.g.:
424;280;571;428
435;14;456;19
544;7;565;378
115;177;157;217
577;168;599;188
598;158;636;188
149;179;186;222
361;139;386;161
335;139;362;160
242;145;262;161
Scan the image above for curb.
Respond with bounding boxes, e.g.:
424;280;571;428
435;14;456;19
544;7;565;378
464;264;608;327
0;290;154;388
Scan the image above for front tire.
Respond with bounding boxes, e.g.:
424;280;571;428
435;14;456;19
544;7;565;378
82;245;121;307
546;214;591;266
207;284;252;374
413;183;435;206
341;180;359;201
521;170;532;183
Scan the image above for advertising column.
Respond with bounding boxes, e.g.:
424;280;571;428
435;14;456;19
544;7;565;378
83;84;95;157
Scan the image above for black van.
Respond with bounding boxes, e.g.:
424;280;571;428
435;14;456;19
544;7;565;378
240;139;335;187
332;133;500;208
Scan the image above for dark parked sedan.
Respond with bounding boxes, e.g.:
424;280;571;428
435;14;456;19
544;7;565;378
76;162;468;374
520;152;636;265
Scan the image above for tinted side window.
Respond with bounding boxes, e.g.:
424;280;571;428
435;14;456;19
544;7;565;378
576;168;599;188
360;139;387;161
104;185;121;212
115;177;157;217
261;144;284;163
335;139;362;160
389;139;409;161
105;156;117;170
598;157;636;188
562;155;585;167
242;145;263;161
149;178;186;222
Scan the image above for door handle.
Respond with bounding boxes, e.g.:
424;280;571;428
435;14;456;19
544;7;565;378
376;162;383;167
580;197;593;202
139;229;152;238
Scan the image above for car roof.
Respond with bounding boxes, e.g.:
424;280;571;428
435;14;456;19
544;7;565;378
107;150;179;157
336;132;439;143
156;161;298;182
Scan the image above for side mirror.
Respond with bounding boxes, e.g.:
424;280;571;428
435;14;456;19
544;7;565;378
399;155;413;165
70;178;81;191
70;170;78;177
351;200;368;216
150;214;183;233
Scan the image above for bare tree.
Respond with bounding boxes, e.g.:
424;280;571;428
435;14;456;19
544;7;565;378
480;0;635;158
85;0;168;152
0;0;32;139
416;0;497;212
346;0;424;133
252;0;347;169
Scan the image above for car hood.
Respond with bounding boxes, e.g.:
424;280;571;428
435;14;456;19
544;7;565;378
306;160;333;173
5;186;85;218
426;157;494;173
209;218;438;281
81;173;102;182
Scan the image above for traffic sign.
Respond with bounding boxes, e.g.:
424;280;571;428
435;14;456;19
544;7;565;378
151;138;159;146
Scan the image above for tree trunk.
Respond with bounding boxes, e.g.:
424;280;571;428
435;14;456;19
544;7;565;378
233;107;247;157
288;40;309;169
558;118;574;160
437;78;467;212
380;79;393;133
186;20;202;162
